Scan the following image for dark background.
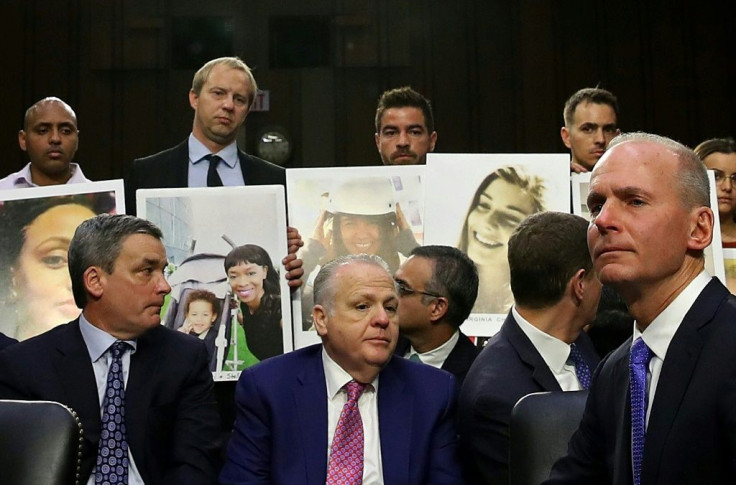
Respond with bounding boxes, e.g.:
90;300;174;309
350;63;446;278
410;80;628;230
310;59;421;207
1;0;733;181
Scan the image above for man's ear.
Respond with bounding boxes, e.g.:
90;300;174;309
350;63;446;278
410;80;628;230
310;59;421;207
189;89;199;110
561;126;572;149
429;131;438;152
570;268;587;302
312;305;328;337
18;130;27;152
429;297;449;323
84;266;104;300
687;206;714;251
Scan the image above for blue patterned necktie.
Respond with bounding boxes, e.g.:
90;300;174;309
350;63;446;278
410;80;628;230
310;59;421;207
96;341;131;485
567;343;591;390
630;337;653;485
205;154;223;187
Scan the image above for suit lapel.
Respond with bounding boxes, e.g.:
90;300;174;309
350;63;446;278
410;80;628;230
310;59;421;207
173;140;191;187
608;346;634;485
503;315;562;391
641;279;725;483
294;349;329;485
378;359;411;485
441;333;478;378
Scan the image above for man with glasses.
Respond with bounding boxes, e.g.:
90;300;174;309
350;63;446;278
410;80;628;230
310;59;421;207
458;212;601;485
393;245;480;387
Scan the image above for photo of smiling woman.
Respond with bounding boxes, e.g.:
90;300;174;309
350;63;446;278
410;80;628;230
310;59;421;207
0;192;116;340
458;167;545;314
224;244;282;366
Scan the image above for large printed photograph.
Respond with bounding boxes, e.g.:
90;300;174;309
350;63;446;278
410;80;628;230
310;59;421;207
424;153;570;337
287;165;425;348
0;180;124;341
137;186;292;381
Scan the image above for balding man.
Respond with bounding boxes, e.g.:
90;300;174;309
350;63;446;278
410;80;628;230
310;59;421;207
0;97;90;189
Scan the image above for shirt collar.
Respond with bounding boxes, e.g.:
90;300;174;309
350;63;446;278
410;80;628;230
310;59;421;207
322;346;378;400
188;133;238;169
12;162;87;187
407;330;460;368
633;271;711;361
78;313;137;363
512;305;573;374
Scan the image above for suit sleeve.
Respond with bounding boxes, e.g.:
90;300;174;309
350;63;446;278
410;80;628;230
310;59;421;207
161;343;222;485
219;367;273;485
427;375;466;485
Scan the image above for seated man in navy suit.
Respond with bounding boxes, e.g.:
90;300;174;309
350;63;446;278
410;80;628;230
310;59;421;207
220;254;464;484
459;211;601;485
0;214;221;484
393;245;480;387
546;133;736;484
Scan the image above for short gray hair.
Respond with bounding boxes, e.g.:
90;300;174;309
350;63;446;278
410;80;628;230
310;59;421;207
69;214;163;308
313;254;391;314
607;132;709;209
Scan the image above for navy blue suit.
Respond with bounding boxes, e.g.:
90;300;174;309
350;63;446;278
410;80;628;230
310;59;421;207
547;278;736;484
125;139;285;215
0;332;16;350
0;320;221;485
220;344;465;485
394;332;480;387
458;313;599;485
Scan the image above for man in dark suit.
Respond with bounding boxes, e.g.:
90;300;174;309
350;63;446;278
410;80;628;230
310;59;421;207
220;254;464;484
546;132;736;484
0;214;220;484
459;211;602;485
393;245;480;387
0;332;15;350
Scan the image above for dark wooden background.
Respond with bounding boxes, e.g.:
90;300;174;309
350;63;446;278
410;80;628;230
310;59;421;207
1;0;733;181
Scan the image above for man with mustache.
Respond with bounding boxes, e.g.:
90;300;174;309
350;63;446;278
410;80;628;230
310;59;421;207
220;254;464;484
375;86;437;165
561;87;620;174
547;133;736;484
0;214;221;484
0;97;91;189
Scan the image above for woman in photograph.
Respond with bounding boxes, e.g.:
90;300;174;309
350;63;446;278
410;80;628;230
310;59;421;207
458;166;545;314
695;137;736;247
0;193;116;340
224;244;282;363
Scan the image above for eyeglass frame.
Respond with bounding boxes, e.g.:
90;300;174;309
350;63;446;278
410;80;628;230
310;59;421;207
394;279;443;299
713;170;736;184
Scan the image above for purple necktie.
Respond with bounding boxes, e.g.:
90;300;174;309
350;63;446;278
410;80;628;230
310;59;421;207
630;337;652;485
327;380;367;485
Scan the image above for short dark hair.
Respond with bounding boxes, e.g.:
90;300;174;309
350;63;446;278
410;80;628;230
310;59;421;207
375;86;434;133
563;87;619;127
224;244;281;319
694;137;736;160
508;211;592;308
409;245;478;328
69;214;163;308
184;289;221;319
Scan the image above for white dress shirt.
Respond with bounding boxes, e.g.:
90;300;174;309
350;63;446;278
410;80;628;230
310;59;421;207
187;134;245;187
632;271;710;427
405;330;459;368
513;306;585;391
79;314;144;485
322;347;384;484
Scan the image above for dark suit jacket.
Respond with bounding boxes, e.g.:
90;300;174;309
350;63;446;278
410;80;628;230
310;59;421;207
546;278;736;484
394;331;480;387
219;344;465;485
125;139;285;215
0;332;16;350
458;313;600;485
0;319;221;485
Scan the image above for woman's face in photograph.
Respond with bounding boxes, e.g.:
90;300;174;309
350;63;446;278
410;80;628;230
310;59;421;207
465;178;537;266
186;300;217;335
13;203;96;339
703;152;736;217
227;261;268;308
338;215;383;255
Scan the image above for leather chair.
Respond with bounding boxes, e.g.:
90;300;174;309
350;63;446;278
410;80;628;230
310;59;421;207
0;400;83;485
509;390;588;485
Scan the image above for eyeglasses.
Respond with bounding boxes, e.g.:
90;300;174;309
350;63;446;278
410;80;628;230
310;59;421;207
395;279;442;299
714;171;736;184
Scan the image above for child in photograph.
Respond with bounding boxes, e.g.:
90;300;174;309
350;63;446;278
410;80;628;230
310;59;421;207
178;289;221;371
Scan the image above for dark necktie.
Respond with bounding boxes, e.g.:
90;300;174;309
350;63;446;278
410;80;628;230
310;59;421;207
568;342;591;390
96;341;131;485
205;154;223;187
630;337;653;485
326;380;367;485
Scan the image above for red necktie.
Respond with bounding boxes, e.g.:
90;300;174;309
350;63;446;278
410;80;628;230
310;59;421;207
327;380;367;485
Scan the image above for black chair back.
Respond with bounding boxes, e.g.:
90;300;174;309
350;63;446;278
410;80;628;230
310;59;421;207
0;400;83;485
509;390;588;485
